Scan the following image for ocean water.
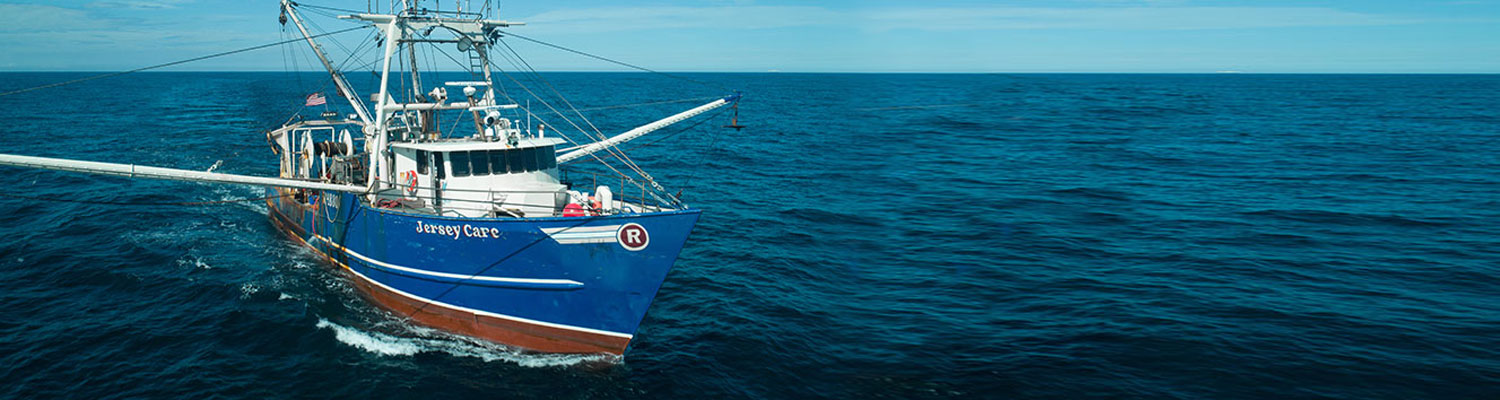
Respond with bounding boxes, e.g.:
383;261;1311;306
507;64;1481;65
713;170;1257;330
0;72;1498;399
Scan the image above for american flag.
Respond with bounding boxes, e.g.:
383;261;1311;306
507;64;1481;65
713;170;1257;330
305;93;326;106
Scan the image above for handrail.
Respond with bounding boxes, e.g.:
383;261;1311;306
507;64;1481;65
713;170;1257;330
559;167;668;208
333;189;666;217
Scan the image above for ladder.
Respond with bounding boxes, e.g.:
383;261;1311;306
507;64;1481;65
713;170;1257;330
468;49;486;73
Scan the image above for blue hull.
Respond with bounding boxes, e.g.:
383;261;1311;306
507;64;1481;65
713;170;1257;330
267;190;700;354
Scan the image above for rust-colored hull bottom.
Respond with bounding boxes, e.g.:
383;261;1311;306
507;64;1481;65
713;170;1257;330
266;198;630;355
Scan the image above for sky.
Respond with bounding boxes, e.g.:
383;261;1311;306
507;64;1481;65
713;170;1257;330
0;0;1496;73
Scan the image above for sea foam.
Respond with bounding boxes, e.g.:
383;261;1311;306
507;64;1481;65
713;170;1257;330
314;318;619;367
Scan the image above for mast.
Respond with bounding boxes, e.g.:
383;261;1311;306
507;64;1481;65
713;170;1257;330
479;43;496;114
338;7;523;195
370;18;403;194
406;30;422;104
281;0;373;125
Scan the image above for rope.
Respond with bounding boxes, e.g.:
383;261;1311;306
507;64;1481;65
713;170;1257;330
0;26;367;98
2;193;291;207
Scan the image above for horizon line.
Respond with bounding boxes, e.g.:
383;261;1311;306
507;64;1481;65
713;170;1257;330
1;70;1496;75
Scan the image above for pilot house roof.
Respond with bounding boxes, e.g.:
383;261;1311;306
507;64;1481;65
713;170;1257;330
391;137;566;152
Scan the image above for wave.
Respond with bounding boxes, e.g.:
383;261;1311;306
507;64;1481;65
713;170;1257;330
1240;209;1455;228
176;256;213;270
1048;186;1134;202
314;318;619;368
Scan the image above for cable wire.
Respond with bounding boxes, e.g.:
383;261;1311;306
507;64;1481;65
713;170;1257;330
496;30;731;92
0;26;366;98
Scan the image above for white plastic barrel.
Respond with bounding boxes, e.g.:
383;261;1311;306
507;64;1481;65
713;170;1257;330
595;185;613;214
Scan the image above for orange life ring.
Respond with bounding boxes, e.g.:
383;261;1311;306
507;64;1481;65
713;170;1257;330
403;171;417;196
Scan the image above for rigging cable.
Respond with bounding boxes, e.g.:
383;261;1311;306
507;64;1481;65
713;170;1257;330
493;36;709;197
483;56;652;200
492;39;656;191
495;40;616;147
267;27;378;131
286;1;368;16
496;30;732;93
0;26;366;98
678;110;732;194
532;96;723;115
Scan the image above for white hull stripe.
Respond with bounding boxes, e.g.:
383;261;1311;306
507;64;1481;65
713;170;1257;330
310;235;584;288
345;261;635;339
273;202;630;340
542;225;620;244
307;235;633;339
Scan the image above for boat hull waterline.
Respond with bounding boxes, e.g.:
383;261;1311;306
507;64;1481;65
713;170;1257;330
266;190;700;354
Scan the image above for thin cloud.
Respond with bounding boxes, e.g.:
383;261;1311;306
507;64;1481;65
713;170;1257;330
519;5;1422;33
862;7;1420;31
0;4;112;32
88;0;193;10
522;6;838;31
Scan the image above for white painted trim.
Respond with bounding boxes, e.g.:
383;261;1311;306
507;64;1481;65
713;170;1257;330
345;265;635;339
310;236;634;339
542;225;621;244
311;236;584;287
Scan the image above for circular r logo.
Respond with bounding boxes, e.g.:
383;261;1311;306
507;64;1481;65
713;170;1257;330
617;223;649;251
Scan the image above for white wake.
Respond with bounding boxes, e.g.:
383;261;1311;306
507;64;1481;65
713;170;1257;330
314;318;620;367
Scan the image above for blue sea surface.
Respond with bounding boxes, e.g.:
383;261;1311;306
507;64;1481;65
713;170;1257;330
0;72;1498;399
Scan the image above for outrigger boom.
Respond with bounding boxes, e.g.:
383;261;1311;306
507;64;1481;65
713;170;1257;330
557;94;741;164
0;154;367;193
0;92;733;197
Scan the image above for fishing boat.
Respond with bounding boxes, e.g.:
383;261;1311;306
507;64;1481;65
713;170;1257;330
0;1;740;354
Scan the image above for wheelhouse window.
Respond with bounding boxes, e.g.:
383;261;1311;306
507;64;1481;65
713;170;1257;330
538;146;556;170
416;150;429;175
521;148;539;172
508;148;526;173
488;150;507;174
450;151;471;177
470;150;490;176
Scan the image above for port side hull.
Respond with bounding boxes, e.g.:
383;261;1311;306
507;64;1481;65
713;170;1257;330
266;191;699;354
